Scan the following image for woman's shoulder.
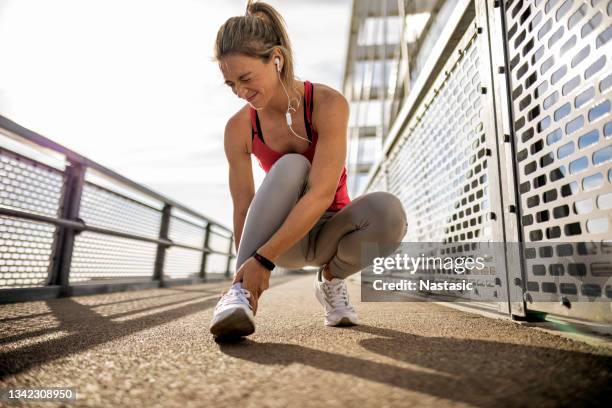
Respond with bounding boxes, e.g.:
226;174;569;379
224;104;253;154
310;82;347;104
310;82;349;121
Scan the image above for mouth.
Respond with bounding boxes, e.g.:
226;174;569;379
246;92;258;102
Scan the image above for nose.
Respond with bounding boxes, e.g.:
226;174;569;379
235;85;248;100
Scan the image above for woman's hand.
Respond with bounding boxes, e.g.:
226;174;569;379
232;256;271;315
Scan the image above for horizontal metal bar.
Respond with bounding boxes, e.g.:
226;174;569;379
0;114;232;233
0;286;62;303
0;206;234;257
85;180;163;214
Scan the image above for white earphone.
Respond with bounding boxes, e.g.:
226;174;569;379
274;57;311;144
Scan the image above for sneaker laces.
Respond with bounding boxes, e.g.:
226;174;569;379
216;283;252;310
322;280;355;312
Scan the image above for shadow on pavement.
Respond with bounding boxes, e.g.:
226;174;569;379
219;324;612;407
0;277;297;379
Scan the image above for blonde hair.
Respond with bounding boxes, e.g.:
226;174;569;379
214;1;295;89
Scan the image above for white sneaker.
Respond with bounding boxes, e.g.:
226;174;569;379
209;282;255;337
314;267;359;326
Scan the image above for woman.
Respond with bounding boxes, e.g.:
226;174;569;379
210;0;408;338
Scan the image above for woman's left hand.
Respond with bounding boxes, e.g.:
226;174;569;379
232;256;271;315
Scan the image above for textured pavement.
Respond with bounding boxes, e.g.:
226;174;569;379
0;274;611;408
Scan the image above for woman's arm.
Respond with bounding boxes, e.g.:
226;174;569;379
224;113;255;252
257;90;350;262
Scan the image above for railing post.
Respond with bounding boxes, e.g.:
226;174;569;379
47;161;86;295
225;234;234;278
200;223;211;280
153;204;171;286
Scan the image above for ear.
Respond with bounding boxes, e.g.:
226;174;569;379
272;51;283;72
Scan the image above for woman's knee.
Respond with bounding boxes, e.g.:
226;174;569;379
268;154;311;187
367;191;408;240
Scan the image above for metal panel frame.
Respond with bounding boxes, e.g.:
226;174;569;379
0;115;235;303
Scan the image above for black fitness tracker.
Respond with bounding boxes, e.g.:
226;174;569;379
253;251;275;271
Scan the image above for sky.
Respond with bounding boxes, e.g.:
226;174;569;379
0;0;352;229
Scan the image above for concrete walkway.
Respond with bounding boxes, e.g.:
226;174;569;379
1;275;610;407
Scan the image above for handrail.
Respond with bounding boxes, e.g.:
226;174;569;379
0;114;232;232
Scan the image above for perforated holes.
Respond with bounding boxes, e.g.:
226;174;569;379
585;56;606;80
535;80;549;98
556;0;574;21
544;91;559;109
587;217;608;233
561;181;578;197
527;194;541;207
530;229;544;240
545;0;560;13
520;4;533;25
568;264;587;276
564;221;583;235
593;145;612;165
535;174;548;189
568;4;588;30
581;12;602;38
549;263;564;275
597;192;612;209
532;45;546;64
575;86;595;108
604;121;612;137
542;282;557;293
550;165;567;181
541;56;555;74
523;127;535;142
515;29;527;48
547;128;563;145
571;45;590;68
520;94;533;111
518;61;530;79
526;72;538;89
596;26;612;48
569;156;588;173
543;189;557;203
600;74;612;92
523;38;535;56
562;75;581;95
538;115;552;132
560;283;578;294
589;100;610;122
551;65;567;85
531;139;545;154
538;18;553;39
583;172;604;191
566;115;584;134
541;152;555;167
533;264;547;275
554;102;571;120
578;129;599;148
513;84;524;100
557;243;573;256
560;34;577;57
548;26;564;48
512;0;525;18
574;198;593;214
553;204;570;218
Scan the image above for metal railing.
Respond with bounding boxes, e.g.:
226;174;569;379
360;0;612;324
0;114;235;302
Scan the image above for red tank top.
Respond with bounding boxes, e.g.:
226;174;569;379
250;80;351;212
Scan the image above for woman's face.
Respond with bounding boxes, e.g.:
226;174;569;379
219;53;278;109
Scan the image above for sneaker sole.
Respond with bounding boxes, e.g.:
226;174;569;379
210;308;255;337
326;316;359;327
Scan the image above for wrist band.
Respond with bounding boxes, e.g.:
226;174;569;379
253;251;275;271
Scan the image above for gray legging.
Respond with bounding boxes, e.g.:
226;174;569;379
236;153;408;279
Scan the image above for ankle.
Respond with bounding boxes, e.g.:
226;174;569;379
322;264;336;281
